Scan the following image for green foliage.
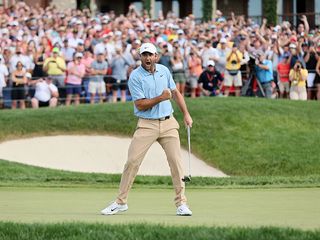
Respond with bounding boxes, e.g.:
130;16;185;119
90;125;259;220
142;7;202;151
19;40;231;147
202;0;213;22
263;0;277;25
78;0;90;10
142;0;151;17
0;222;319;240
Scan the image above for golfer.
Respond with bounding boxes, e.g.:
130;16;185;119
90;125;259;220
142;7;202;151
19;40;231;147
101;43;193;216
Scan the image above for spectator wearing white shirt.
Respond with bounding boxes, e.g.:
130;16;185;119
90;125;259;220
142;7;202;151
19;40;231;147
9;47;33;73
201;39;219;68
61;39;76;63
0;55;9;100
30;76;59;108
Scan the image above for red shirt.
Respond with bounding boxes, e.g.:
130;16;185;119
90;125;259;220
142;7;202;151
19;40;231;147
277;62;290;82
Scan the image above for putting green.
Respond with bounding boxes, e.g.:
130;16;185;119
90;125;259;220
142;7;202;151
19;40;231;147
0;187;319;229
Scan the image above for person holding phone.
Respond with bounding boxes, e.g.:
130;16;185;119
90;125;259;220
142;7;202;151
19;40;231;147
289;60;308;100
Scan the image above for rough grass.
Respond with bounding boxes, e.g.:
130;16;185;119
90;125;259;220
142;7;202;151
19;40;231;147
1;159;320;188
0;222;319;240
0;98;319;177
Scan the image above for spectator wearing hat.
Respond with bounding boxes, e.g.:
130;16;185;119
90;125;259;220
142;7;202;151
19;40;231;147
198;60;223;96
11;61;27;109
43;47;67;102
29;76;59;108
224;44;243;96
289;60;308;100
89;52;108;104
289;43;305;69
65;52;85;106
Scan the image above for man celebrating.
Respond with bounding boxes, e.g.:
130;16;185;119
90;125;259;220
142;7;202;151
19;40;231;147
101;43;193;216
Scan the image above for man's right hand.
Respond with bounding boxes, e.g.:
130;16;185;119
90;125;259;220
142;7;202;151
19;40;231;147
161;89;172;100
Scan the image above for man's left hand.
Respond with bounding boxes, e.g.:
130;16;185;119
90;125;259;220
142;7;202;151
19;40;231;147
184;113;193;127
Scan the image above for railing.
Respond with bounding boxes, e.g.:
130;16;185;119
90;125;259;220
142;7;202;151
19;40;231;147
1;68;319;109
248;12;320;28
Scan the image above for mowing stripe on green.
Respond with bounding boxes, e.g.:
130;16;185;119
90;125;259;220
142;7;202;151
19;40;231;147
0;187;319;230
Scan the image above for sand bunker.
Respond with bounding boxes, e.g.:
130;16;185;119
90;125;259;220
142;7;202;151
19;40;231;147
0;135;227;177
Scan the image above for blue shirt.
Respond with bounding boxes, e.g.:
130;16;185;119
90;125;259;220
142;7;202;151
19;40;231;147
255;59;273;83
128;64;176;119
91;60;108;82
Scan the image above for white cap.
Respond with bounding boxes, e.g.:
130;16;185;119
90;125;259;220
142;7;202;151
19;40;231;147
289;43;297;49
139;43;157;54
94;25;102;31
75;52;83;58
207;60;215;67
177;29;184;35
220;37;227;43
134;39;141;45
115;31;122;36
11;21;19;26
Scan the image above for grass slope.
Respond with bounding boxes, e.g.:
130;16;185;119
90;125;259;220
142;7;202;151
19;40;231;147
0;98;319;176
1;159;320;188
1;222;320;240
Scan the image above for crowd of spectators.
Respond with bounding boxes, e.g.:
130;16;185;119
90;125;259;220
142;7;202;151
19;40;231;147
0;2;320;109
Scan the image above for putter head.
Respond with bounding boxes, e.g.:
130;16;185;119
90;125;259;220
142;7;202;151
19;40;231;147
182;175;191;182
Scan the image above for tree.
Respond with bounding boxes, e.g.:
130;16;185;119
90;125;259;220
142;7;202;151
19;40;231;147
142;0;151;17
202;0;213;22
262;0;277;25
78;0;90;10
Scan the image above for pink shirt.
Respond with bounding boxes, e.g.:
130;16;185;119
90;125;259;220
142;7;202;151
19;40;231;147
66;62;85;85
81;57;94;76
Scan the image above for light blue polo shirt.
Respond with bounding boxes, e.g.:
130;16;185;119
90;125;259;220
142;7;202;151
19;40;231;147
128;64;176;119
255;59;273;83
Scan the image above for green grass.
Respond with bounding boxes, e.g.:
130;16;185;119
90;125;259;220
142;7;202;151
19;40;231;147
1;222;319;240
1;98;320;238
0;98;320;177
0;187;319;229
1;159;320;188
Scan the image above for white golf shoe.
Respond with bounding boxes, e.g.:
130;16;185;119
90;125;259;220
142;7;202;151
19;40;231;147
176;204;192;216
101;201;128;215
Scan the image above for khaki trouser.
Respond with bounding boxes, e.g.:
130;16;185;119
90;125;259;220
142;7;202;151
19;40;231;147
116;116;187;207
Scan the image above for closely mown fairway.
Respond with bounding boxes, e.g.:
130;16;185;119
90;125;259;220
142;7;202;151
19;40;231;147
0;187;319;229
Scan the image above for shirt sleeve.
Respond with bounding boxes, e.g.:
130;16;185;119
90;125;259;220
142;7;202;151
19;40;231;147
49;83;58;92
128;74;145;101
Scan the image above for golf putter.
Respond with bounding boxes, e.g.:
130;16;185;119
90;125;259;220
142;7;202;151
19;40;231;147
182;126;191;182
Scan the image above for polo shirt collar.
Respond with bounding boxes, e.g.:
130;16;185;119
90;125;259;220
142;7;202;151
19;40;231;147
140;64;159;76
